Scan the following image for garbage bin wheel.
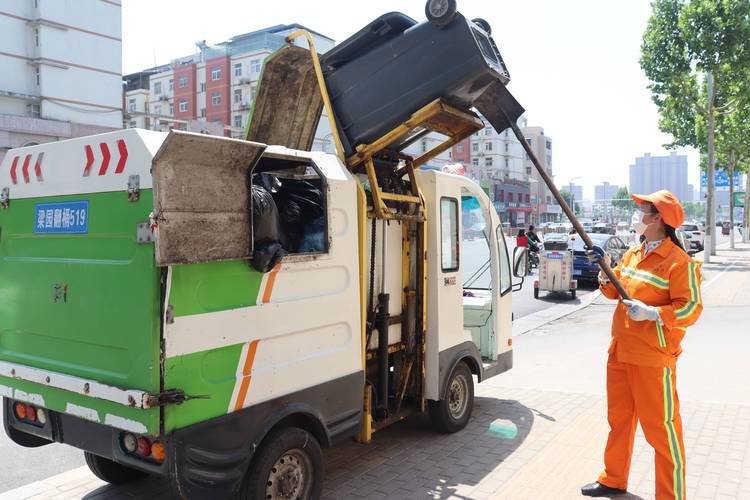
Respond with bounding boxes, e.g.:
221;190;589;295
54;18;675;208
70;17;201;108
472;18;492;35
533;286;539;299
425;0;457;27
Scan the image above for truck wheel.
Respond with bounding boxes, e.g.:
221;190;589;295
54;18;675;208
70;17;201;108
425;0;457;27
430;361;474;433
570;289;577;300
241;427;323;500
533;287;539;299
84;452;147;485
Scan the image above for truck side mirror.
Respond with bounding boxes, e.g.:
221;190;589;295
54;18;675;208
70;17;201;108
512;246;528;278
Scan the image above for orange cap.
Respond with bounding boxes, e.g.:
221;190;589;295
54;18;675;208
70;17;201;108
631;190;684;228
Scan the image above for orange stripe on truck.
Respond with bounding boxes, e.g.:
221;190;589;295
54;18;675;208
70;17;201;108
261;264;281;304
233;340;259;412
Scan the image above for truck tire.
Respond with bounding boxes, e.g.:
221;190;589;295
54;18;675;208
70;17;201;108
533;286;539;299
84;452;147;485
570;289;577;300
429;361;474;433
425;0;457;27
241;427;323;500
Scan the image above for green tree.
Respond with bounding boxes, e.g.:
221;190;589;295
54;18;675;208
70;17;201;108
640;0;750;255
560;189;582;215
611;186;636;211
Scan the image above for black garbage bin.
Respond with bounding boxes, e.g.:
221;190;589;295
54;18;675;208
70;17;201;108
320;12;519;157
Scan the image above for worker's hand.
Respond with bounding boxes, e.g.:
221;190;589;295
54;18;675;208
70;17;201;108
585;245;605;264
598;269;610;285
622;299;661;322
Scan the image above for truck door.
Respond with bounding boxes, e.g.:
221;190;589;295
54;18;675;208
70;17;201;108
460;185;512;362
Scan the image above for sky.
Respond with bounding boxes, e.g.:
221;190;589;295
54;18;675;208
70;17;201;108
121;0;701;200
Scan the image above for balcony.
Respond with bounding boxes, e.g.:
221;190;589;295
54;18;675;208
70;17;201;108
159;95;169;102
238;77;252;85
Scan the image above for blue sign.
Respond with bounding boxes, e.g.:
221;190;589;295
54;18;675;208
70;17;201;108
700;171;742;189
546;252;563;259
34;201;89;234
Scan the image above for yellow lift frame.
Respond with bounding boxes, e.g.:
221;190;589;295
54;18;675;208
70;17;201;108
285;30;484;444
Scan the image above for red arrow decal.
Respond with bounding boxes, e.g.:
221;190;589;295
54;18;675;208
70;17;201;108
115;139;128;174
10;156;19;184
22;154;32;184
98;142;111;176
83;145;94;177
34;152;45;182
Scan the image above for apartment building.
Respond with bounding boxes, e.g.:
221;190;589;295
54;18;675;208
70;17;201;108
1;0;122;163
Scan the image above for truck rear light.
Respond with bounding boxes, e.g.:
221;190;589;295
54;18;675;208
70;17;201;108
122;433;138;453
14;402;27;420
151;441;166;462
36;408;47;425
25;404;37;422
136;436;151;457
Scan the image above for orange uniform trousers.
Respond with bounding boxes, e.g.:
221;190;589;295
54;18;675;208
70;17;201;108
598;355;686;500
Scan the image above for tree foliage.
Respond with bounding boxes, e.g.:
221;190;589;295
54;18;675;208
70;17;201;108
641;0;750;150
612;186;637;211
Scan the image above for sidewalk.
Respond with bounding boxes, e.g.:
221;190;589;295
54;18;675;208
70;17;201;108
3;244;749;500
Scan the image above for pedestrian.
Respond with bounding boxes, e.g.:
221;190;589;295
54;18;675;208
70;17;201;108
582;190;702;500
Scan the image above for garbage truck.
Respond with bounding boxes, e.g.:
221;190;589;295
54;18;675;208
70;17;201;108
1;2;529;499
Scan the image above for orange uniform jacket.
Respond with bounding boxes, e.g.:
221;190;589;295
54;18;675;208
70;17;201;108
600;238;702;368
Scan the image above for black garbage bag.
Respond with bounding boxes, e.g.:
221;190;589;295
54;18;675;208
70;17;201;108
274;178;324;252
298;216;326;253
250;184;287;272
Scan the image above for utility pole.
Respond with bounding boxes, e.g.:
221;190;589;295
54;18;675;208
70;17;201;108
705;72;716;263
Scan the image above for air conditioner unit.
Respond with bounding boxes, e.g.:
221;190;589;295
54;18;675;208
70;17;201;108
159;95;169;101
239;103;250;110
239;77;252;84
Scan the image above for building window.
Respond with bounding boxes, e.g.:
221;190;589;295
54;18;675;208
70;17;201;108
169;103;174;115
250;84;257;97
504;158;509;168
154;105;161;116
234;115;242;128
234;89;242;104
128;98;136;112
129;120;137;128
27;103;40;118
485;142;492;151
485;157;493;167
504;143;509;152
234;63;242;77
169;79;174;92
499;190;504;201
525;138;531;145
154;82;162;95
35;67;40;85
35;28;39;47
199;82;206;93
472;143;478;152
508;192;514;202
178;76;187;89
525;194;530;203
200;108;206;118
472;158;479;166
421;139;428;153
250;59;261;73
211;92;221;105
456;143;464;153
546;156;552;166
505;129;510;137
211;67;222;81
485;127;492;136
179;100;188;112
546;140;552;150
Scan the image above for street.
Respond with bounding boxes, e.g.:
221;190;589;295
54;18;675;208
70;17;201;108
1;233;746;499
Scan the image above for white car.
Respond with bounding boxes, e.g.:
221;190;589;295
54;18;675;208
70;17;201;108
680;223;704;251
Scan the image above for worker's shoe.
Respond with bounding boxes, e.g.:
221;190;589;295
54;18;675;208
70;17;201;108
580;481;627;497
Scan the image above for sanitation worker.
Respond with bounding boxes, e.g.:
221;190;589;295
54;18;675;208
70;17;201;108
581;190;702;500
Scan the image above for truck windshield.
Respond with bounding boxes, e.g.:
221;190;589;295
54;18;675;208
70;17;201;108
462;195;491;289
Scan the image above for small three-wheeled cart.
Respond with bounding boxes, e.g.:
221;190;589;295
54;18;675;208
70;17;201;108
534;236;577;300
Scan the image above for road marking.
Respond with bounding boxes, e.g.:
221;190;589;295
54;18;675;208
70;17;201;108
702;257;742;289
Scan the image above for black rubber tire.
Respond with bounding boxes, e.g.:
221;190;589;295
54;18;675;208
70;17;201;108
533;286;539;299
429;361;474;433
241;427;323;500
425;0;458;27
571;289;577;300
84;452;147;485
472;18;491;35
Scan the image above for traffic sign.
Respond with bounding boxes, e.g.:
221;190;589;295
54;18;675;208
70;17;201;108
733;191;745;208
700;171;743;189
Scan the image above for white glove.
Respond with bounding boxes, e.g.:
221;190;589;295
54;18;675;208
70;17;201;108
622;299;661;322
598;269;610;285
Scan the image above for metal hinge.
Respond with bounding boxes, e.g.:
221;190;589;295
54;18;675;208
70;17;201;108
136;222;154;244
127;175;140;202
1;187;9;209
144;389;208;408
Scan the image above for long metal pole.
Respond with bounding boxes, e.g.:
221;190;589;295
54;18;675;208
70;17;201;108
509;122;630;300
705;72;715;262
